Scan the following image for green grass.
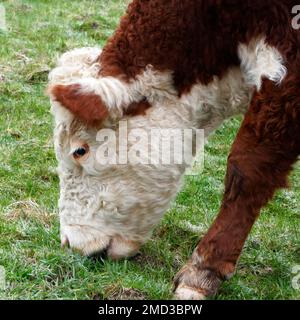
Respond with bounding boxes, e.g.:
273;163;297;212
0;0;299;300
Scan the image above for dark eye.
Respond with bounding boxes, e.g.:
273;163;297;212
73;145;89;159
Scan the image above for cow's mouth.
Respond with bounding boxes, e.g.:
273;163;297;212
60;225;141;260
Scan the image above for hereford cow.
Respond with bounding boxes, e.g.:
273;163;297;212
48;0;300;299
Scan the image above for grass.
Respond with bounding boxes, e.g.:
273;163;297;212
0;0;299;300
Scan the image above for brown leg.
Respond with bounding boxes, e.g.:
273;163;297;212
174;76;300;299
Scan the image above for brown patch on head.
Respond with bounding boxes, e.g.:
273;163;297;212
124;98;151;117
48;83;109;126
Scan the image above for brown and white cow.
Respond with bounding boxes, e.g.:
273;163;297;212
48;0;300;299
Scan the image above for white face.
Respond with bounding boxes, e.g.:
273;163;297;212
49;47;196;259
52;102;189;259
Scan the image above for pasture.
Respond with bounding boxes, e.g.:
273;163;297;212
0;0;299;299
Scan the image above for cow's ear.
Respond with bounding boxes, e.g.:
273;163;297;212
48;83;109;125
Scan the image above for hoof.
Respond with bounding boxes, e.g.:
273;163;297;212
174;263;222;300
174;285;207;300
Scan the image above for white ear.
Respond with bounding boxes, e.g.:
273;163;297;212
50;99;74;127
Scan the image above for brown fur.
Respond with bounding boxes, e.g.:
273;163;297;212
50;84;108;126
50;0;300;124
124;98;151;116
99;0;299;92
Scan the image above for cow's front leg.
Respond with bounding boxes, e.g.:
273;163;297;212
174;179;261;299
174;77;300;300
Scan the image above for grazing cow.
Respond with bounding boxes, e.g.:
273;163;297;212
48;0;300;299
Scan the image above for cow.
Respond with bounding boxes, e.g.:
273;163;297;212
48;0;300;299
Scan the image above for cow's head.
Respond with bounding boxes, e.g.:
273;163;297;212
48;47;197;259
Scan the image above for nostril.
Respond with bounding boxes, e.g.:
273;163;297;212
88;249;108;262
61;235;70;248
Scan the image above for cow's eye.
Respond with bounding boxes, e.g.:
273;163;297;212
73;145;89;159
